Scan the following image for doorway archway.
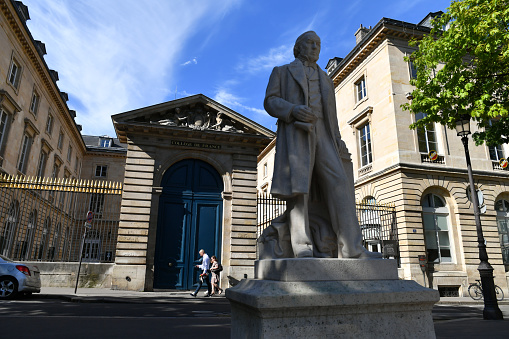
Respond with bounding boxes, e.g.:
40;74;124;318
154;159;223;289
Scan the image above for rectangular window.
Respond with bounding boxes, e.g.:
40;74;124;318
489;145;505;161
51;163;60;179
74;156;79;173
409;60;417;80
57;131;64;149
95;165;107;177
29;91;40;115
17;134;32;173
0;109;9;150
358;123;373;167
416;112;438;154
263;163;268;177
7;58;21;88
99;138;112;148
67;145;73;162
355;76;367;102
46;114;53;135
89;193;105;215
36;150;48;177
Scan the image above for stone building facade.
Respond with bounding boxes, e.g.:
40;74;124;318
326;12;509;295
81;135;127;183
111;94;274;291
0;0;85;181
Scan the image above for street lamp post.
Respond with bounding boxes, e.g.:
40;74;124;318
455;115;503;320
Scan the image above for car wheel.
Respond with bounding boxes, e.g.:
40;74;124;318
0;277;18;299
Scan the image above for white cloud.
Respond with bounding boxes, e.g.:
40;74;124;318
181;57;198;66
236;44;293;74
214;89;266;115
23;0;240;136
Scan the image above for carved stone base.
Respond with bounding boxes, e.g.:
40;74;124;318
226;259;439;339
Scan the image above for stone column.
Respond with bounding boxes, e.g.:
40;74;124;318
111;143;155;291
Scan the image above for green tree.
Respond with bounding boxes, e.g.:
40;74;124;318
402;0;509;146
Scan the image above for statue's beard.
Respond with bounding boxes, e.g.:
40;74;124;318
298;54;319;64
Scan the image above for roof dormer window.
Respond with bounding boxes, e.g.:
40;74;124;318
99;137;112;148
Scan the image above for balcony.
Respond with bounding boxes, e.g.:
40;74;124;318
421;153;445;164
492;161;509;171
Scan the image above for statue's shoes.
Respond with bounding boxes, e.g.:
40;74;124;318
293;244;314;258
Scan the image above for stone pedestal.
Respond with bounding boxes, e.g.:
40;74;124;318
226;259;439;339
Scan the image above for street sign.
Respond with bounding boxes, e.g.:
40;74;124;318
86;211;94;223
500;158;508;169
418;255;427;273
84;222;92;228
383;240;398;257
428;150;438;161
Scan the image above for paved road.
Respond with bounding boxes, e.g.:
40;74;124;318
433;304;509;339
1;296;509;338
0;296;231;339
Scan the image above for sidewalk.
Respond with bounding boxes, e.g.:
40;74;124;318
38;287;227;303
38;287;509;305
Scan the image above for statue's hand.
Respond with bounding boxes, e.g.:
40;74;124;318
292;105;316;123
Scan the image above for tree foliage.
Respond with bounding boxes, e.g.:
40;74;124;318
402;0;509;146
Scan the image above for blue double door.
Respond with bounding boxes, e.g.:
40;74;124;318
154;159;223;290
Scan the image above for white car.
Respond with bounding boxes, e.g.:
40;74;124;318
0;255;41;299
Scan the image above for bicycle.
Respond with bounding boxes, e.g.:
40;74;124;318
468;279;504;301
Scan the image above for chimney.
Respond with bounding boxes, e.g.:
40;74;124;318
355;24;371;45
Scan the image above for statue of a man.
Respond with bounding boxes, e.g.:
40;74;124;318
264;31;381;259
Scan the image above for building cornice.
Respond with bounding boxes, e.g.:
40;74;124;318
355;162;509;187
84;149;127;158
114;121;272;148
329;18;431;86
1;0;85;152
257;137;276;162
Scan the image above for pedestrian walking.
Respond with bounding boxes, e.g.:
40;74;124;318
210;256;223;296
190;249;212;297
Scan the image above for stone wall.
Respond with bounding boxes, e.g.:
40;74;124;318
26;261;114;288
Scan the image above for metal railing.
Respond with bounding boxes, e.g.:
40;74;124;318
0;175;122;263
421;153;445;164
257;194;399;259
492;161;508;171
257;193;286;238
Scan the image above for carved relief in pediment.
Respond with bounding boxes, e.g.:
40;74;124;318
144;103;248;134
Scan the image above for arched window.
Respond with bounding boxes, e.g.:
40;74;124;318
62;227;70;261
50;222;61;261
422;193;452;263
495;199;509;270
22;210;37;260
360;196;382;253
1;201;19;257
38;217;51;260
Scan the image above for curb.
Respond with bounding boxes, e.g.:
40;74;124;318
34;293;228;304
437;300;509;306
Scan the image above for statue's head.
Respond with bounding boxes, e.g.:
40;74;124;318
293;31;321;63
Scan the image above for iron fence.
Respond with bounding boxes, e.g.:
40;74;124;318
257;194;399;259
0;175;122;263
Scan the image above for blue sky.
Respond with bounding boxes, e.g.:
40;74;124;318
23;0;453;137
